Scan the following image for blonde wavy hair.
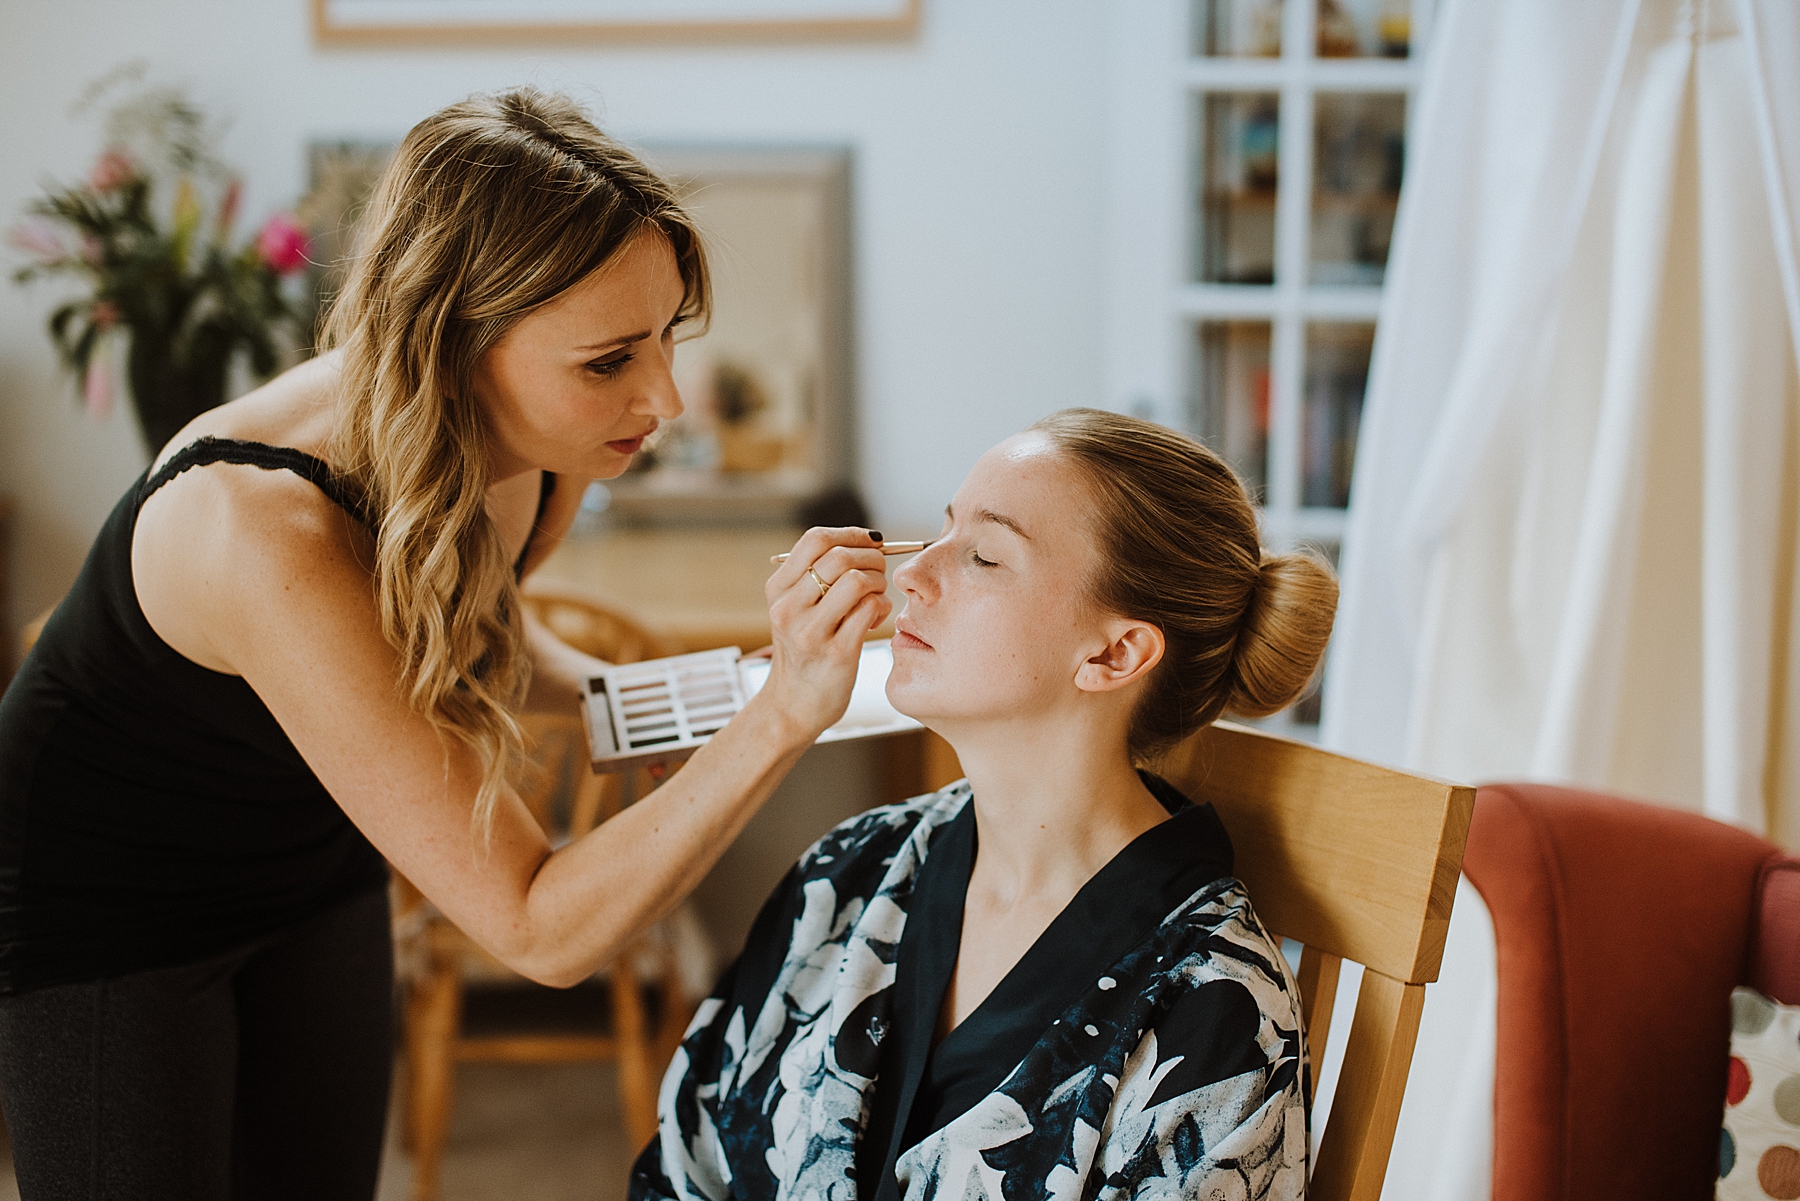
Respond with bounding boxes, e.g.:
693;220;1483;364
322;88;709;839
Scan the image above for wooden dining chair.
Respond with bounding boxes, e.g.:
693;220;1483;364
394;582;696;1201
1155;721;1475;1201
906;720;1473;1201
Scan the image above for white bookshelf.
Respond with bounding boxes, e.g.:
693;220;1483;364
1106;0;1433;732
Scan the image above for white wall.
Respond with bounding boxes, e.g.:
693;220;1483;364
0;0;1111;641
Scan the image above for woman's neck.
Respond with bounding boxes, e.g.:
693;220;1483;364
951;722;1171;911
930;717;1174;1035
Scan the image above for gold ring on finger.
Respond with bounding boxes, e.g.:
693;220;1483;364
807;568;831;599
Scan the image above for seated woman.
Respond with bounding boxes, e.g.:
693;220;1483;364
630;409;1338;1200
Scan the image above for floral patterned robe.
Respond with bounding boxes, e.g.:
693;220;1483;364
629;778;1309;1201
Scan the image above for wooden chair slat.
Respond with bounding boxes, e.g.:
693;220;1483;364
569;762;617;837
454;1034;621;1062
612;952;660;1150
1;498;14;687
1297;945;1343;1089
1310;971;1428;1201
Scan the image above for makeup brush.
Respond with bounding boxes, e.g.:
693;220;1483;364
772;540;931;564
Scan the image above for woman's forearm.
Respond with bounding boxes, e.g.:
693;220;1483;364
405;528;890;986
505;689;811;986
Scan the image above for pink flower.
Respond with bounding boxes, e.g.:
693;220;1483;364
6;218;69;264
90;301;119;330
89;148;135;193
84;355;113;422
80;234;104;265
256;213;310;275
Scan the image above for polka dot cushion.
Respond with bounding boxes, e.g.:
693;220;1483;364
1721;987;1800;1200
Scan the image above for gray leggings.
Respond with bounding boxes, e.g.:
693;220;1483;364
0;888;394;1201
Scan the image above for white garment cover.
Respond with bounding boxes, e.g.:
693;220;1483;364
1315;0;1800;1196
1324;0;1800;838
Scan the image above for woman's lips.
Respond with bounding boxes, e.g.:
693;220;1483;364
606;436;647;455
892;622;932;651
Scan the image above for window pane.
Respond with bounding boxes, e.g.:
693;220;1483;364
1193;0;1282;57
1196;93;1280;284
1317;0;1412;58
1302;323;1372;507
1310;92;1405;285
1193;320;1271;499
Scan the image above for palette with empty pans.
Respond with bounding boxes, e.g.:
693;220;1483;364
581;639;922;772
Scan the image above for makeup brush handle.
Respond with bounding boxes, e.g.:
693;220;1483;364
772;540;930;564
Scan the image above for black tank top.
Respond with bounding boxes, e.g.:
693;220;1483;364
0;438;552;995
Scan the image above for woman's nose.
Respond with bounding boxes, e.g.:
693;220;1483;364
893;546;936;602
640;368;683;421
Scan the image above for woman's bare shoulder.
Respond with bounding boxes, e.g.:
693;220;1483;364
133;361;374;676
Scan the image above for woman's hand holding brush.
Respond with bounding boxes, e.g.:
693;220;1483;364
753;527;894;741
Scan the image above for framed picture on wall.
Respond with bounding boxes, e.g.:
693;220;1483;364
297;140;858;528
312;0;918;43
606;144;857;527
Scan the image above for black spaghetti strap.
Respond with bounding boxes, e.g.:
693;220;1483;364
513;471;556;580
141;437;375;530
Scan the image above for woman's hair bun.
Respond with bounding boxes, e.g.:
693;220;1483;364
1029;408;1340;759
1224;551;1339;719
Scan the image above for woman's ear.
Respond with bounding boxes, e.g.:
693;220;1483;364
1074;620;1165;694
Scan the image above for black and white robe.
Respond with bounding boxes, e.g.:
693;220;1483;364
629;775;1309;1201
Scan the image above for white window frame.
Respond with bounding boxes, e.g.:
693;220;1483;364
1104;0;1434;732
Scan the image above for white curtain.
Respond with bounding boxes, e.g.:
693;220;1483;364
1323;0;1800;841
1313;0;1800;1195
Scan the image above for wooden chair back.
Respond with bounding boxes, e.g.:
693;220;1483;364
516;581;682;838
1154;721;1474;1201
522;579;681;665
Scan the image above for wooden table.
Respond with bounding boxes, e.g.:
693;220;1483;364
534;526;958;803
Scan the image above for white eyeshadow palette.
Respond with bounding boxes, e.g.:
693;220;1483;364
581;639;922;772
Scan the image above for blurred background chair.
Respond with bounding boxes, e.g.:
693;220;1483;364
394;581;705;1201
1462;784;1800;1201
1;496;14;690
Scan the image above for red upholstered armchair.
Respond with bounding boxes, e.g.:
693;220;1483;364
1463;783;1800;1200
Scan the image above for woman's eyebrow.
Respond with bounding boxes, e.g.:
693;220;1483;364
945;503;1031;540
576;329;652;353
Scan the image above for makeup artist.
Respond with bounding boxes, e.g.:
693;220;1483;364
0;88;890;1201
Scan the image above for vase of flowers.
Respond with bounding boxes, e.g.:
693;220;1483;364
7;70;310;454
